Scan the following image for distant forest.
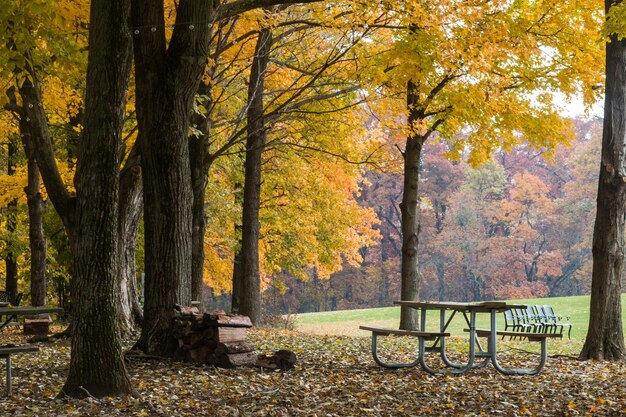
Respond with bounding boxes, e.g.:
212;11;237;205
263;118;602;314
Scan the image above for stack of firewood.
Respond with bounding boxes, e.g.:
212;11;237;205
172;306;258;368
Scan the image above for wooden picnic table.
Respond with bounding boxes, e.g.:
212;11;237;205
0;306;64;331
362;301;560;375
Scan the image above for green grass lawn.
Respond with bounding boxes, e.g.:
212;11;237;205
292;294;626;355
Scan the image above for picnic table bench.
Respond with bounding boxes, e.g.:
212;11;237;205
359;326;450;368
0;345;39;396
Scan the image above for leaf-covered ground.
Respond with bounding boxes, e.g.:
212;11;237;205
1;327;626;416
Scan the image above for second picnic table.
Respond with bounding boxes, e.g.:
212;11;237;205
0;305;64;331
361;300;561;375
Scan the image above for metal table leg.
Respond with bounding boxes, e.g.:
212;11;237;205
5;354;11;396
489;310;548;375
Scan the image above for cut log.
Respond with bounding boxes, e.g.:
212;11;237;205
255;350;297;371
189;332;205;348
203;338;218;349
214;341;255;354
215;326;247;342
201;327;215;339
188;345;209;363
217;351;258;368
174;305;200;316
204;313;252;328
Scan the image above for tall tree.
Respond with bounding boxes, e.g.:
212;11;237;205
11;0;135;396
579;0;626;361
20;114;46;306
359;0;602;328
60;0;134;396
239;27;273;323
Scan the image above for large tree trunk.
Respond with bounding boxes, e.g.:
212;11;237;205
58;0;134;396
18;0;133;396
118;147;144;334
579;8;626;361
399;80;422;330
132;0;211;356
239;28;273;325
21;119;47;306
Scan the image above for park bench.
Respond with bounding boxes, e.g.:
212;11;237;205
536;305;572;338
359;326;450;368
502;304;572;339
0;345;39;396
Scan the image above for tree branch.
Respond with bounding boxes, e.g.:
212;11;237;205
217;0;324;21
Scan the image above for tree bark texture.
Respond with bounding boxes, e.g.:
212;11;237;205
49;0;133;396
118;146;144;334
239;28;273;325
20;118;47;306
399;80;422;330
132;0;212;355
580;9;626;361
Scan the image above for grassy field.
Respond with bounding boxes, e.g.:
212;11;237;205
292;294;626;354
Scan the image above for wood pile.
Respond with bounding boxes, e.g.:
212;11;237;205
172;307;257;368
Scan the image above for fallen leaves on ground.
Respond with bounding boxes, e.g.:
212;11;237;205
1;327;626;416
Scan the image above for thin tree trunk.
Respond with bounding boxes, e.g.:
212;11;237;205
239;28;273;325
436;261;445;302
378;239;389;306
4;136;18;301
21;119;47;306
231;225;243;313
580;5;626;361
231;181;244;313
399;80;422;330
190;84;212;308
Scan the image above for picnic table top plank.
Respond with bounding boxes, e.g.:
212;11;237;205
0;306;63;316
394;300;527;312
0;346;39;355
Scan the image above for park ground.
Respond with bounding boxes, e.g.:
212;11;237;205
2;295;626;416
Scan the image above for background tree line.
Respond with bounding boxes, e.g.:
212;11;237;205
263;118;601;313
